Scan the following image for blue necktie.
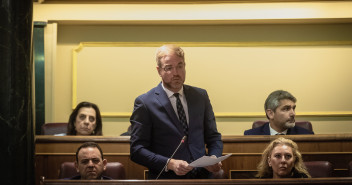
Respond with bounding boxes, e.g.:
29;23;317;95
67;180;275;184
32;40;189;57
174;93;188;135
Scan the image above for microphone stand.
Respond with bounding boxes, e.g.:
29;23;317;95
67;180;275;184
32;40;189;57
156;136;187;179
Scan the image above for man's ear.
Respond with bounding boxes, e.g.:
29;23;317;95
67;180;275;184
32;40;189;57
102;159;107;171
266;109;274;120
74;161;79;173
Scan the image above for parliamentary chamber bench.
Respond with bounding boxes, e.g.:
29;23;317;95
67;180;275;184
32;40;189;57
35;134;352;185
40;178;352;185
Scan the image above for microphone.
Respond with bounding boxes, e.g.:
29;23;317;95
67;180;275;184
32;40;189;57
156;136;187;179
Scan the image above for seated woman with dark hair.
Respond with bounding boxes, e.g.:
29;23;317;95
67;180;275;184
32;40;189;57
256;137;310;178
66;101;103;136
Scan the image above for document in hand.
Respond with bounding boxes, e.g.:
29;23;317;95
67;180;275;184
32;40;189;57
189;154;232;167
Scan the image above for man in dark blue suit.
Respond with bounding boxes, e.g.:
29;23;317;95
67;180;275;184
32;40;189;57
130;44;223;179
244;90;314;135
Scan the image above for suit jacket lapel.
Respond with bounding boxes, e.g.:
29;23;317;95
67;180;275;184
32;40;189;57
154;83;184;134
184;85;197;131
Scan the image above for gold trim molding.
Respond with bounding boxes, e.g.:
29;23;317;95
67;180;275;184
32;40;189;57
55;18;352;26
74;41;352;48
100;112;352;118
40;0;352;4
72;42;352;119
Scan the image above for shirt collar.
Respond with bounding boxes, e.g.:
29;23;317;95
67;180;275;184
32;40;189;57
269;123;288;135
161;83;184;98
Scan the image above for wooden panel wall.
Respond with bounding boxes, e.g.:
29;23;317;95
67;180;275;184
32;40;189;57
35;135;352;185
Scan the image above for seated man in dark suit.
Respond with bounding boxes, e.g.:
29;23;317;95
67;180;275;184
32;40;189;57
244;90;314;135
69;142;112;180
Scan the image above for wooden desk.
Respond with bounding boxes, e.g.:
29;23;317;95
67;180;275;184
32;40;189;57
35;136;144;184
222;134;352;178
35;134;352;185
40;178;352;185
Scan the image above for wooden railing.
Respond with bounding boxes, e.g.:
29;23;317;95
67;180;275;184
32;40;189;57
35;134;352;185
40;178;352;185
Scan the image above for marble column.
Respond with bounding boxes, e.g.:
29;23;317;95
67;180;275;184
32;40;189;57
0;1;34;185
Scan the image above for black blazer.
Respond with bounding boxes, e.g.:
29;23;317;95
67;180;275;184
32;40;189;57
244;122;314;135
130;83;223;179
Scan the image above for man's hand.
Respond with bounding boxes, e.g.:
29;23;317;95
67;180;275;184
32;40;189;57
167;159;193;176
204;155;222;172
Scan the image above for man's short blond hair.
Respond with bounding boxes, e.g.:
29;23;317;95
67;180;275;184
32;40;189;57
156;44;185;67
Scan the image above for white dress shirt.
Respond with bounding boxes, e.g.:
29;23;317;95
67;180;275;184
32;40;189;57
161;83;189;125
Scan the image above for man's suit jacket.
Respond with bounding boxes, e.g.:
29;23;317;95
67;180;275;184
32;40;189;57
244;122;314;135
130;83;223;179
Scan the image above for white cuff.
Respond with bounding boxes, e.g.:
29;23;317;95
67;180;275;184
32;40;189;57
165;158;171;172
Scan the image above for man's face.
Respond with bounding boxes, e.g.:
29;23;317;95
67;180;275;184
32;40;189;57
267;99;296;131
157;52;186;93
74;107;97;135
75;147;107;180
268;144;295;178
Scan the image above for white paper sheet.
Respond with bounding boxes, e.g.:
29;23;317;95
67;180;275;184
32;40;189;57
189;153;232;167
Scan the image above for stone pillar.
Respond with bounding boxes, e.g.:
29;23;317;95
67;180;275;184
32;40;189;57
0;1;34;185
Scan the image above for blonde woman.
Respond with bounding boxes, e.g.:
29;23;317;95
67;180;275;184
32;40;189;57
257;137;311;178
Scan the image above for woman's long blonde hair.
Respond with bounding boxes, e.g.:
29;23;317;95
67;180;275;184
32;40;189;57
256;137;311;178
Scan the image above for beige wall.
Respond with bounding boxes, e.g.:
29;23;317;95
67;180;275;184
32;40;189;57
34;1;352;136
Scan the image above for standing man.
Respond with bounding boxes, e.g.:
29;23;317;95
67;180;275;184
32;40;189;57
130;44;223;179
244;90;314;135
71;142;111;180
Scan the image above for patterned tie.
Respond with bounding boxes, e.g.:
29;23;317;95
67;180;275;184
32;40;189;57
174;93;188;135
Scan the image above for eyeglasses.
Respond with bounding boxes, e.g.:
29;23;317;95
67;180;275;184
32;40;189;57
161;63;185;73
